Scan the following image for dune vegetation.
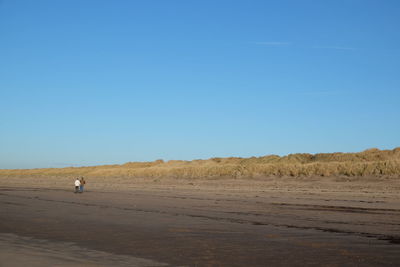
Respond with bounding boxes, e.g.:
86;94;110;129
1;148;399;179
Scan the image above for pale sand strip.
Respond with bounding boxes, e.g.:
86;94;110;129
0;233;168;267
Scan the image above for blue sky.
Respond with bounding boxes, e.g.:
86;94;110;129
1;0;399;169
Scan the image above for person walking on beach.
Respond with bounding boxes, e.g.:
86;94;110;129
79;177;86;193
74;178;81;193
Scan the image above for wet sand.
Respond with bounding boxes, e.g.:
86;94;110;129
1;176;400;266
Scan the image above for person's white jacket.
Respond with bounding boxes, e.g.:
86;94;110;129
75;179;81;187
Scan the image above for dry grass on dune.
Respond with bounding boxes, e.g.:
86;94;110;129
1;148;400;179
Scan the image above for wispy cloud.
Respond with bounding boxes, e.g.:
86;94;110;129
254;41;291;46
293;90;347;97
253;42;356;51
313;45;356;50
299;90;341;96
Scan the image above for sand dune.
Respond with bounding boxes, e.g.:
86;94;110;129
1;147;399;179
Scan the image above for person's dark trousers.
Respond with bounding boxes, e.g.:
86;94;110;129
75;186;79;193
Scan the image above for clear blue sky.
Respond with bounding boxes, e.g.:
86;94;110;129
1;0;399;169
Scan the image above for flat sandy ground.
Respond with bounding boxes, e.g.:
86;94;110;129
1;175;400;266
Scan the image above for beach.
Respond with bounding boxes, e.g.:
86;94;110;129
1;176;399;266
2;0;399;265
